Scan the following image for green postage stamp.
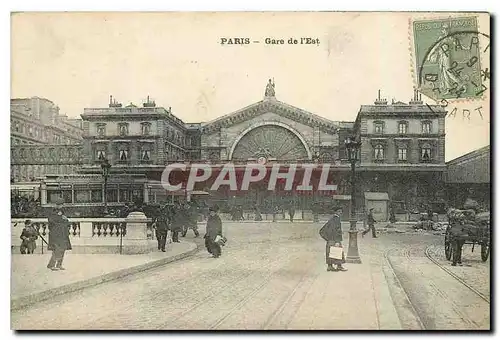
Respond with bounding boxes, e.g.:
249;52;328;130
412;16;489;101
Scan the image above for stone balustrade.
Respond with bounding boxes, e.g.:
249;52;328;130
12;212;154;254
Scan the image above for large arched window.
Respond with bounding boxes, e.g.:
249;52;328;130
231;124;309;161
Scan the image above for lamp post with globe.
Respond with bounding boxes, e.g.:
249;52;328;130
101;158;112;215
344;136;362;264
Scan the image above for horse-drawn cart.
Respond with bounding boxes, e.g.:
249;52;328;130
445;209;490;262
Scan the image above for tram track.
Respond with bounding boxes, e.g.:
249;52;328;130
261;271;318;330
208;257;317;330
154;249;309;330
424;246;490;304
384;244;489;330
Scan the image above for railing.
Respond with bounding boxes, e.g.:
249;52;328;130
12;216;154;255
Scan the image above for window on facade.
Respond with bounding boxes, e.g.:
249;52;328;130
90;190;103;203
13;121;20;133
75;190;91;203
106;189;118;203
422;121;432;134
374;122;384;134
118;123;129;136
398;122;408;134
96;124;106;137
141;149;151;161
119;149;129;161
119;189;130;203
374;144;384;160
141;123;151;135
421;144;432;161
28;126;33;137
398;147;408;161
96;150;106;161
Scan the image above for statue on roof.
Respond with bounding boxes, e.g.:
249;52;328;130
265;78;275;97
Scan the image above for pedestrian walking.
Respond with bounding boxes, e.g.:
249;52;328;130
181;203;200;237
272;205;279;222
319;208;346;272
362;208;377;238
20;220;38;254
288;205;295;222
170;203;183;243
47;206;72;271
205;205;223;258
254;206;263;221
155;208;169;252
389;207;396;224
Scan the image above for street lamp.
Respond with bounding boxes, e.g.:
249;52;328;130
101;158;112;215
344;136;362;264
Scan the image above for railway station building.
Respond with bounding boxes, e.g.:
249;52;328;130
11;82;458;220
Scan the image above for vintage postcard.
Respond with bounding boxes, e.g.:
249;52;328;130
10;12;490;330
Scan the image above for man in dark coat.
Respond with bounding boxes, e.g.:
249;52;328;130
47;206;72;271
170;203;183;243
155;207;169;252
181;203;200;237
362;208;377;238
205;205;223;258
319;208;346;272
20;220;38;254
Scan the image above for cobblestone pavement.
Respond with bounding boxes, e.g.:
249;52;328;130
11;223;490;330
426;244;490;299
12;222;397;330
370;234;490;330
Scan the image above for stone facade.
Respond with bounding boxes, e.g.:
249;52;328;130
11;97;83;146
201;97;345;162
11;85;454;215
10;97;84;181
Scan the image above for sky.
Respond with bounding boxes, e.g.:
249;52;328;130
11;12;490;161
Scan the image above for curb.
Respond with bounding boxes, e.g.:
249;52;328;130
11;242;198;311
199;220;330;224
382;249;424;330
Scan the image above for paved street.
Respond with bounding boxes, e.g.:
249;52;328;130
11;222;490;330
372;233;490;330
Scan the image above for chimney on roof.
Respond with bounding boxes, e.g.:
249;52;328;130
109;95;123;108
143;95;156;108
374;89;387;105
409;89;423;105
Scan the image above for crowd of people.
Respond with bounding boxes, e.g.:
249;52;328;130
11;194;40;217
15;194;488;273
